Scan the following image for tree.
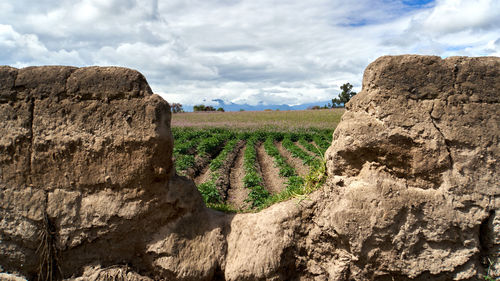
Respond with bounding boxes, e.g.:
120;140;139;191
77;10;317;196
307;105;320;110
217;107;225;112
331;83;357;108
171;103;184;113
193;104;217;112
193;104;205;112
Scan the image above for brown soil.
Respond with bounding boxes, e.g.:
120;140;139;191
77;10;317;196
194;164;212;185
256;143;286;194
185;155;210;179
216;140;245;200
295;141;318;158
310;141;323;156
227;144;250;210
276;141;310;177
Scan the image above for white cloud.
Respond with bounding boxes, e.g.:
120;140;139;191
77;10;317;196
419;0;500;34
1;0;499;108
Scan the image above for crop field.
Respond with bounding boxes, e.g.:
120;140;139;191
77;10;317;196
171;109;343;211
171;108;344;131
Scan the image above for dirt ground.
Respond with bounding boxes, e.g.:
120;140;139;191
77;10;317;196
256;143;287;194
276;141;310;177
295;141;318;158
195;164;212;185
227;145;250;209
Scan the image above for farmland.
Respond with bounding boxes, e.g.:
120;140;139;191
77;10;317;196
171;108;344;131
171;109;344;211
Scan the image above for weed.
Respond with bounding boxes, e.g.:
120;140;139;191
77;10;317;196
175;154;195;172
207;203;239;213
484;257;499;281
246;185;270;208
210;139;238;171
37;214;62;281
198;179;222;204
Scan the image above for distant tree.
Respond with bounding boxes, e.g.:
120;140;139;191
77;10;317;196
239;109;245;112
193;104;217;112
193;104;205;112
217;107;225;112
332;83;357;108
171;103;184;113
308;105;321;110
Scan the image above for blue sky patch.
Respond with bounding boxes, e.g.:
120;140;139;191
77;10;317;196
402;0;435;7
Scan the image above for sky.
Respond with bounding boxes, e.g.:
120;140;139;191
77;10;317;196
1;0;499;108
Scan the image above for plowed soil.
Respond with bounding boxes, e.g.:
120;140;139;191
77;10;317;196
276;141;309;177
194;165;211;185
227;145;250;209
256;143;286;194
185;155;210;179
216;140;245;200
295;141;318;158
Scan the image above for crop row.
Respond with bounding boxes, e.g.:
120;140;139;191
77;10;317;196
242;136;270;208
263;135;304;197
171;128;333;211
198;138;239;206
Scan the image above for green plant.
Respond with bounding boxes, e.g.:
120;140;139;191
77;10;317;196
246;185;270;208
198;179;222;204
312;134;330;154
243;171;262;188
242;137;269;208
298;138;322;156
210;139;238;171
207;203;238;213
282;136;321;168
303;158;327;194
263;135;296;177
484;257;499;281
175;154;195;172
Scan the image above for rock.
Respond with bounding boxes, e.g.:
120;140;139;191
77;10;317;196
0;66;202;279
323;55;499;279
1;56;498;280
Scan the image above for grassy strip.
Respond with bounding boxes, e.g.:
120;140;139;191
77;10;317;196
198;179;222;205
282;136;321;167
242;136;270;208
298;138;322;157
174;130;234;174
210;139;239;171
175;154;195;172
197;131;233;156
263;136;295;177
312;134;330;154
252;134;328;211
197;139;239;206
263;136;304;191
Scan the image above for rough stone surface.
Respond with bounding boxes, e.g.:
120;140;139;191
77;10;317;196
322;55;499;280
0;66;191;279
1;56;498;281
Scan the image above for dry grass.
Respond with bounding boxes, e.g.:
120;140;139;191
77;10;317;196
37;215;62;281
171;109;344;131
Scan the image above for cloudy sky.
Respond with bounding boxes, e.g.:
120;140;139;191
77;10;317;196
1;0;499;107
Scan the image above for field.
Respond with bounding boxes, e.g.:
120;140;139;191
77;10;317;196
171;108;344;131
171;109;345;211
